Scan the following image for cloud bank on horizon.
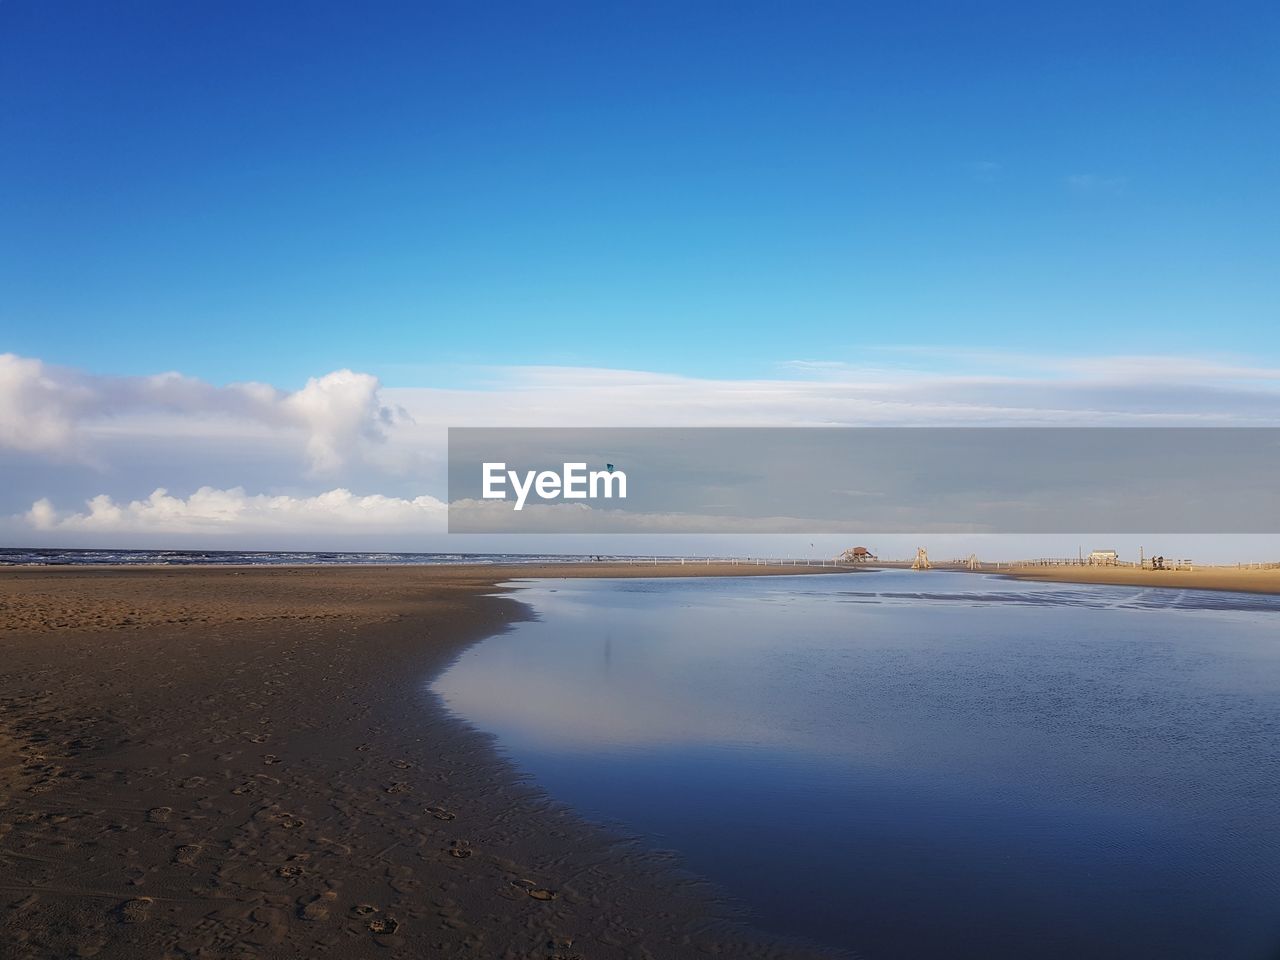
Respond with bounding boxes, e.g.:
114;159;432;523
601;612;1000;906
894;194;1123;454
3;350;1280;552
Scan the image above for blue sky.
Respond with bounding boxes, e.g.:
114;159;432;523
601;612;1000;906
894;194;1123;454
3;0;1277;388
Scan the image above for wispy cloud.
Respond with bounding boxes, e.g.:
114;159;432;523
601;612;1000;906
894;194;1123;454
781;350;1280;385
967;160;1003;183
1066;173;1128;195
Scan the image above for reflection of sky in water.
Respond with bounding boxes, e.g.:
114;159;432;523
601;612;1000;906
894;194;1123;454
432;571;1280;960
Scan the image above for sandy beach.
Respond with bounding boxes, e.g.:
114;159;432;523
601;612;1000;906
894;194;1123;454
1001;564;1280;595
0;563;842;960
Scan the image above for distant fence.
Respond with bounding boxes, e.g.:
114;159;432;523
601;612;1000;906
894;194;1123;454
1002;557;1203;571
1014;558;1138;568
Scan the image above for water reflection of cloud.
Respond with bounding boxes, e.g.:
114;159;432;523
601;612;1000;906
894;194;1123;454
432;576;1280;779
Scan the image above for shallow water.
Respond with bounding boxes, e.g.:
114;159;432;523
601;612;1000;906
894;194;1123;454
432;571;1280;959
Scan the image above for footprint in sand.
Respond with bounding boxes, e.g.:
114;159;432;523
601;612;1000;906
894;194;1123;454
426;806;455;821
385;782;410;795
179;776;205;789
367;917;399;935
390;759;412;770
146;807;172;823
276;814;306;829
173;844;202;865
117;897;153;923
448;840;472;859
298;891;337;922
547;936;581;960
261;754;282;765
351;903;379;918
511;879;558;901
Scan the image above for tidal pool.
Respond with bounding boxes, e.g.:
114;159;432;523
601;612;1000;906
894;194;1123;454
432;571;1280;959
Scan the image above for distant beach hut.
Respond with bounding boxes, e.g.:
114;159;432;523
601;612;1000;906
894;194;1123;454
1088;549;1119;566
840;546;877;562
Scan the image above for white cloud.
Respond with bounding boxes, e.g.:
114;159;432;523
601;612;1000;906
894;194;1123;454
283;370;402;472
25;487;446;535
0;354;404;472
0;353;93;453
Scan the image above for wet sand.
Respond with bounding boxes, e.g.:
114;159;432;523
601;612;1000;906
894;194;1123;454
0;563;843;960
1002;564;1280;595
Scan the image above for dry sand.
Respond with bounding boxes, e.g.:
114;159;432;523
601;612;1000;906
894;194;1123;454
0;563;845;960
1002;564;1280;595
